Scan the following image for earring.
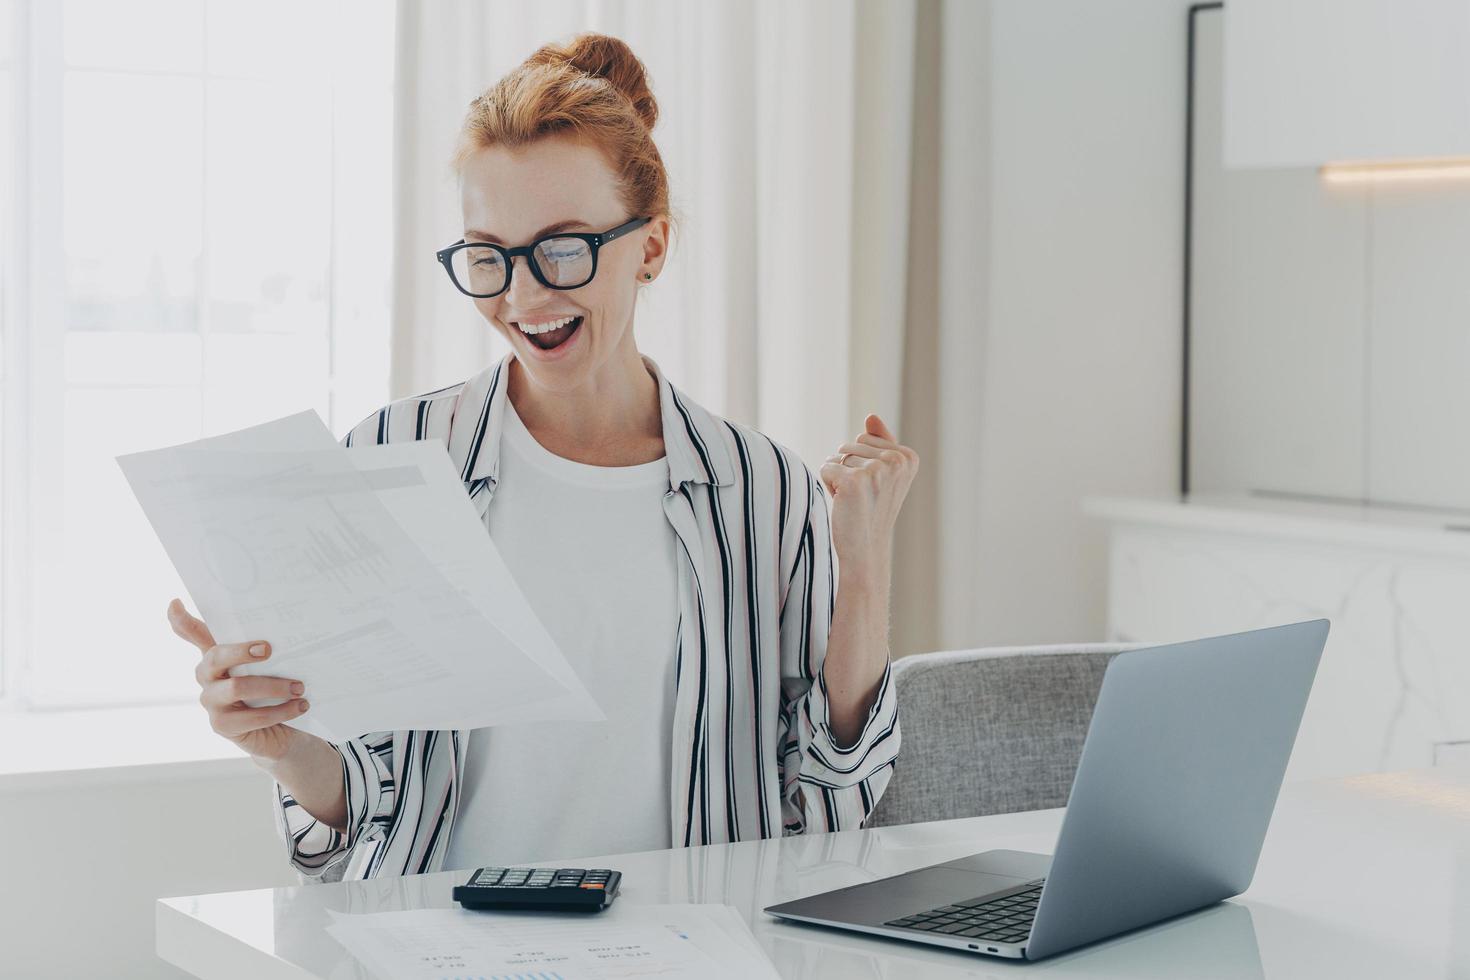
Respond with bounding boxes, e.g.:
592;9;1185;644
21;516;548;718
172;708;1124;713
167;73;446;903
644;273;653;280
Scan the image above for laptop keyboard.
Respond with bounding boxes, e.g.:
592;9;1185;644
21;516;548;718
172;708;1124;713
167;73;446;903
882;882;1043;945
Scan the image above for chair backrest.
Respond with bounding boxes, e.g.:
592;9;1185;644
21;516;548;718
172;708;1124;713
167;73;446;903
866;643;1140;827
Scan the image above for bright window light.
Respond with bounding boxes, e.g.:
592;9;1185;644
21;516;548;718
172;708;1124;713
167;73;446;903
2;0;396;710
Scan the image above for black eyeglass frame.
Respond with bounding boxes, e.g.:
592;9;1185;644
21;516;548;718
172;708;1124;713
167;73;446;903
435;215;653;298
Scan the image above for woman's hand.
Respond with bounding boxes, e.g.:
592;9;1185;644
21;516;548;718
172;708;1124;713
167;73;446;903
168;598;311;763
819;413;920;582
815;413;919;746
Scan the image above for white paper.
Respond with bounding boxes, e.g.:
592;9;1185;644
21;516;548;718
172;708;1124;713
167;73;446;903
184;407;343;453
337;439;602;726
324;904;781;980
117;410;603;742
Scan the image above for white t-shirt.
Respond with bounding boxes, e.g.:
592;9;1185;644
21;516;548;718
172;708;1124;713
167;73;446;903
443;395;680;870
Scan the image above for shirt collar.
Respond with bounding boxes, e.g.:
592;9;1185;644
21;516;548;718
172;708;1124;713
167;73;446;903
450;350;736;496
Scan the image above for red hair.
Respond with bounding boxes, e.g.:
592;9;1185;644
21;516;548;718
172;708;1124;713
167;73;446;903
452;32;672;228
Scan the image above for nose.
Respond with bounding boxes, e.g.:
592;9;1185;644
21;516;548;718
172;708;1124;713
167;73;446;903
502;253;553;310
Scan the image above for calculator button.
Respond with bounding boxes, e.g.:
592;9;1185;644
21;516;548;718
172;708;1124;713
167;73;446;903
580;883;605;889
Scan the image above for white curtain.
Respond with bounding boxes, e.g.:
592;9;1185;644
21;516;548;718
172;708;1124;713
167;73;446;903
389;0;987;658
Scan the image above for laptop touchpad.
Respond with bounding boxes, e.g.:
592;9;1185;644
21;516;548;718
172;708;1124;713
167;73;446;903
777;867;1025;926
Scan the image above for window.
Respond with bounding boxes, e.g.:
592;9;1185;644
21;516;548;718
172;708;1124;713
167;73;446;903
0;0;395;710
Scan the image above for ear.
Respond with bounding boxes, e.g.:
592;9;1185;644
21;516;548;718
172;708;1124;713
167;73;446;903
640;215;671;279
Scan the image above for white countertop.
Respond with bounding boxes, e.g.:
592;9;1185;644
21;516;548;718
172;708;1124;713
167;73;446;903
1085;492;1470;558
157;768;1470;979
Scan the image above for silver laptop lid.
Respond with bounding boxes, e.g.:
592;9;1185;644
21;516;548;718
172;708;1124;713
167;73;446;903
1025;619;1329;960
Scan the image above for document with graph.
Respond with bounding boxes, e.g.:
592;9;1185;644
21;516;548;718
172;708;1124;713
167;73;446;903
323;904;781;980
117;410;603;742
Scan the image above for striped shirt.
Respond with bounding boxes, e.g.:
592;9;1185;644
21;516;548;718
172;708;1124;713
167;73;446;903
271;351;902;882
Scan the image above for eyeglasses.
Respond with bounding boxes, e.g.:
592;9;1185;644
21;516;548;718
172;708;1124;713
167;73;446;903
436;216;653;298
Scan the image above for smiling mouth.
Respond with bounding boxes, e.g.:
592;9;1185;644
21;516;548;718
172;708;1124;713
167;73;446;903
514;315;583;351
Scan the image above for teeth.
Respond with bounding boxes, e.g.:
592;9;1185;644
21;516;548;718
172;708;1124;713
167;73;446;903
517;316;576;335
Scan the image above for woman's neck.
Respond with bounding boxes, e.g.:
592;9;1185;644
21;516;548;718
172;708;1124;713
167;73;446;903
506;344;665;467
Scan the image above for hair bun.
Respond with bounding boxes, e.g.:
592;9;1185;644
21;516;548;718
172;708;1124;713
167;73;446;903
527;32;658;131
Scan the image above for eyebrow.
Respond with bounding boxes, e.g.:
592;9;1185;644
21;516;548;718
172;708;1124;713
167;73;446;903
462;219;593;244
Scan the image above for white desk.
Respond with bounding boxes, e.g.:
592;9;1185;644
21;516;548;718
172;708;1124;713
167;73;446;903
158;768;1470;979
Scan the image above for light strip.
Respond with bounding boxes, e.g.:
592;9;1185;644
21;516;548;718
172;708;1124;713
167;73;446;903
1320;156;1470;185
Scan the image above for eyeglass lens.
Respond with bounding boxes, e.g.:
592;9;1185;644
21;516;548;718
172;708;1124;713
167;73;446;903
450;236;595;295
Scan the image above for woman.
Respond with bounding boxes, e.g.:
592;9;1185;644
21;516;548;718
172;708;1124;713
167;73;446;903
168;32;918;882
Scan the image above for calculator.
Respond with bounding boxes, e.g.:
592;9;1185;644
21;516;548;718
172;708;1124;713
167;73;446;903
452;867;622;912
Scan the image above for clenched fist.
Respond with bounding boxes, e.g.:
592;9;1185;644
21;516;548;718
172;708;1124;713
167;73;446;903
819;413;920;579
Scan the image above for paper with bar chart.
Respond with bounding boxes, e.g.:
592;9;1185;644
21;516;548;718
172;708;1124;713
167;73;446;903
323;904;781;980
117;410;603;742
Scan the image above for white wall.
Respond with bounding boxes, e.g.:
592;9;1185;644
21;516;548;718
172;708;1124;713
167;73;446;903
972;0;1190;645
1193;3;1470;512
0;764;297;979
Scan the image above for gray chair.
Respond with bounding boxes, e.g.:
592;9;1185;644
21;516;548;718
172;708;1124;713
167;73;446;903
867;643;1141;827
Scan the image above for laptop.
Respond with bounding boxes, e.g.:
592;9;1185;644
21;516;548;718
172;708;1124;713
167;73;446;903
764;619;1329;961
